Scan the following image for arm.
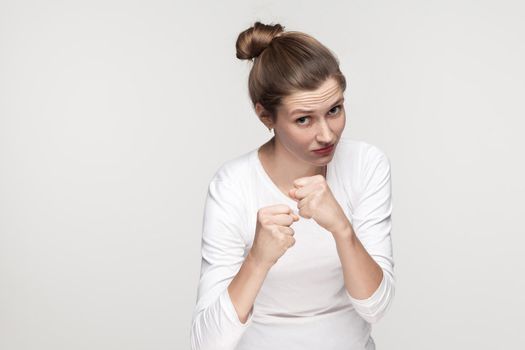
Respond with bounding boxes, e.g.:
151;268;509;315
332;227;385;304
190;178;262;350
332;146;395;324
227;251;269;323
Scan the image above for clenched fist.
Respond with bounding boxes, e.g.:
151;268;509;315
248;204;300;270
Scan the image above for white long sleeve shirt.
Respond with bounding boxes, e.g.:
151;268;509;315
190;137;395;350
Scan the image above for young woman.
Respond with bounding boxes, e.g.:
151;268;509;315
190;22;395;350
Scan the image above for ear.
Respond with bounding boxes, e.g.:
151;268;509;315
255;102;274;129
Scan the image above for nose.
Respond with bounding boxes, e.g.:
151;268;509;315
316;118;336;144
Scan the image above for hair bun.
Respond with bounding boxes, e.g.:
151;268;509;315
236;22;285;60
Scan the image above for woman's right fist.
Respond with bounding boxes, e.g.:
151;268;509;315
248;204;300;270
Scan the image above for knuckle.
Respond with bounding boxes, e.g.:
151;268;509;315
261;217;272;226
271;227;281;236
257;210;265;220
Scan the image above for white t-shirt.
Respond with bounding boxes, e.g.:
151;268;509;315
190;137;395;350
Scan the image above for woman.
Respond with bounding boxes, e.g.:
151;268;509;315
190;22;395;350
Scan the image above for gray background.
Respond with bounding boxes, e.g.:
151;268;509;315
1;0;524;349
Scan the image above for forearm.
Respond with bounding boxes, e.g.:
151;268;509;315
332;223;383;300
227;251;270;323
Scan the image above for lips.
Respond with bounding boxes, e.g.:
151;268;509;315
312;144;335;156
314;144;334;151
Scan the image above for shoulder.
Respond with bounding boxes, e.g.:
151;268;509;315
334;138;391;198
336;137;389;164
209;148;254;185
203;150;255;239
205;148;255;205
334;137;390;175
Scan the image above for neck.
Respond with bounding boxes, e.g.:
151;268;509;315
260;137;326;191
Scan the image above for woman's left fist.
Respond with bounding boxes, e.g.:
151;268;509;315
289;174;349;234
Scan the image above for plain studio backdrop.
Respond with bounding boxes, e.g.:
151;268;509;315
1;0;524;349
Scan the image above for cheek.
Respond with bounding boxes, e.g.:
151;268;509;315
292;133;313;146
340;115;346;130
285;131;313;150
329;115;346;133
338;113;347;130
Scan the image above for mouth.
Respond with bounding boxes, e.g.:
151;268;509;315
312;143;335;155
313;143;335;151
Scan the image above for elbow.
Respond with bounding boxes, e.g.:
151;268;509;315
189;314;201;350
365;279;395;324
351;273;396;324
358;305;389;324
358;293;395;324
190;311;210;350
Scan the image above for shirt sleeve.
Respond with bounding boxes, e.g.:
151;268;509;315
190;177;254;350
345;145;396;324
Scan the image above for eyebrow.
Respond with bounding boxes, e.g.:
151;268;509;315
289;97;345;116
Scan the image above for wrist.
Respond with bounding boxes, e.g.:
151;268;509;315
331;221;355;242
246;250;273;274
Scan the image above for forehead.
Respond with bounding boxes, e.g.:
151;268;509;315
281;77;343;115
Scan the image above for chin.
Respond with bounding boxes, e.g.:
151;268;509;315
310;153;335;164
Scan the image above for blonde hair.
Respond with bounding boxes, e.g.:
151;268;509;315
236;21;346;121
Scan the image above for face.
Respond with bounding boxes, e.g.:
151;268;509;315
265;76;346;166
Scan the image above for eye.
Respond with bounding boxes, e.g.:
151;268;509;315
296;116;310;126
328;105;342;116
